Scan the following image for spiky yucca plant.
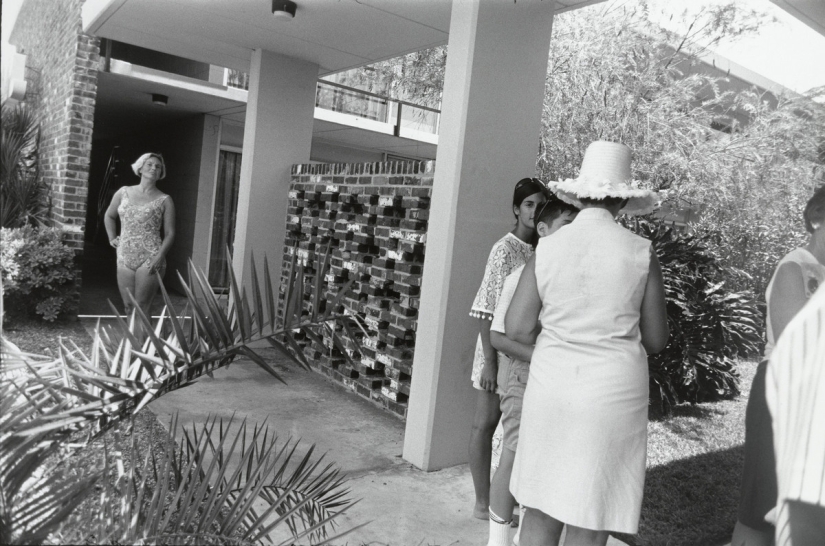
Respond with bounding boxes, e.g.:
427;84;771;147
1;101;49;228
1;247;365;544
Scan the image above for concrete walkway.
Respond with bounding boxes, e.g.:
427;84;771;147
132;343;628;546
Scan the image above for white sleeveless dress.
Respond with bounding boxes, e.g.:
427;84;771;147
510;207;652;533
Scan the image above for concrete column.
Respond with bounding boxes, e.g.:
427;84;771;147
191;114;221;272
403;0;556;471
232;50;318;288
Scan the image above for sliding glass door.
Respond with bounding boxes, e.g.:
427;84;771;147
208;149;242;290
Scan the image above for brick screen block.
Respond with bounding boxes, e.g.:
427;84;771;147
279;161;435;419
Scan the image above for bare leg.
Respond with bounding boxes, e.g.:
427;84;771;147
520;507;563;546
489;447;517;522
565;525;609;546
116;266;137;317
133;266;161;319
469;388;503;518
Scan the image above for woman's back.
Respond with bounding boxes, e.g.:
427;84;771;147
534;207;650;357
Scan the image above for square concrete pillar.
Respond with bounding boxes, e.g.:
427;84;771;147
232;50;318;288
404;0;556;471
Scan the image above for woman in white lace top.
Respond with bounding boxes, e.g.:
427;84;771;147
467;177;546;520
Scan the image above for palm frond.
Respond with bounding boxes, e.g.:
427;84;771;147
1;247;363;544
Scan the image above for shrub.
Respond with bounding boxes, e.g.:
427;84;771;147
626;217;763;412
1;226;77;321
1;101;49;228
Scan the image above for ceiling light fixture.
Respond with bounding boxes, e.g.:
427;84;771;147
272;0;297;20
152;93;168;106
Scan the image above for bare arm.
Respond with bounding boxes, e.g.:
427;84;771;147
490;330;534;362
478;318;498;392
768;262;807;341
505;255;542;345
103;187;124;247
146;197;176;274
640;250;669;354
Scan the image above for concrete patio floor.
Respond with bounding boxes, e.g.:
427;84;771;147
128;342;628;546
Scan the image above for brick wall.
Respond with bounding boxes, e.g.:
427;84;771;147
10;0;100;253
280;161;435;418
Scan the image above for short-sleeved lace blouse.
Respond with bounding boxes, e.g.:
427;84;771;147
470;232;534;321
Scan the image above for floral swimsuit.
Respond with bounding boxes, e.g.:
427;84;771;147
116;188;168;276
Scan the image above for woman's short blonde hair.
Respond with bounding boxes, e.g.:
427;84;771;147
131;153;166;180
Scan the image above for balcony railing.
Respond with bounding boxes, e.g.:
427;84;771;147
315;80;440;136
224;69;440;137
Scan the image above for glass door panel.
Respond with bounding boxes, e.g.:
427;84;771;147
208;150;242;289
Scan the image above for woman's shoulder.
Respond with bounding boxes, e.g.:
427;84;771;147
781;247;820;265
493;232;531;253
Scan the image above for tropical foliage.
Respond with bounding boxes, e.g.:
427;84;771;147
627;217;763;411
0;249;364;545
1;226;77;321
334;0;825;298
1;100;49;228
536;1;824;298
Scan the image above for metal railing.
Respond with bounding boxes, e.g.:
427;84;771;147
314;79;440;136
224;69;440;136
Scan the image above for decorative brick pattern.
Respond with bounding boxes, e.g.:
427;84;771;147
280;161;435;418
11;0;100;255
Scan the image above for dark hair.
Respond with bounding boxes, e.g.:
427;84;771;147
579;196;627;208
513;177;546;217
536;197;579;227
803;185;825;233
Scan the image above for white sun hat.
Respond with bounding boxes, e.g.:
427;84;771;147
548;141;659;216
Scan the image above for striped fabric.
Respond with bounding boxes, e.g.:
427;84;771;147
766;285;825;546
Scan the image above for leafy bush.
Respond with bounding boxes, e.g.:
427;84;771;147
1;226;77;321
627;218;763;412
1;101;49;228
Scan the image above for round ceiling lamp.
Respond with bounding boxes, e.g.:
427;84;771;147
272;0;297;20
152;93;168;106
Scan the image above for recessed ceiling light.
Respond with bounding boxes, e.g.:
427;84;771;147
272;0;297;20
152;93;168;106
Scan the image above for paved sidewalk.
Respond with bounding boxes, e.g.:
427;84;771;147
112;340;628;545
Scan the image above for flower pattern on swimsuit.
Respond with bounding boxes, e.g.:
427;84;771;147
116;189;167;273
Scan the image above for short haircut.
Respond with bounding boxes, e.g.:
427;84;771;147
803;185;825;233
131;152;167;180
536;197;579;227
579;196;626;208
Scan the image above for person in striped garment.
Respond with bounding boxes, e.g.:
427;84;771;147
765;283;825;546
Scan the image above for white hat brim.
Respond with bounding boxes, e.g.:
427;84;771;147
549;177;660;216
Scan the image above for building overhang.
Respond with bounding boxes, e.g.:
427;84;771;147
81;0;606;76
771;0;825;37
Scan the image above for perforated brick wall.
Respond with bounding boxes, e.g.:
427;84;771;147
280;161;435;418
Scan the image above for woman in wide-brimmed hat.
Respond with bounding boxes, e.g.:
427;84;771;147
505;141;669;545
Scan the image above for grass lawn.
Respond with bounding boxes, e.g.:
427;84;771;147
5;317;757;546
621;361;758;546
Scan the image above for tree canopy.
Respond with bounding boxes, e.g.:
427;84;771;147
333;0;825;297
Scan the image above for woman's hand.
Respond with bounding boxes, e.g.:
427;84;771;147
479;351;498;392
145;255;163;275
109;236;120;248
